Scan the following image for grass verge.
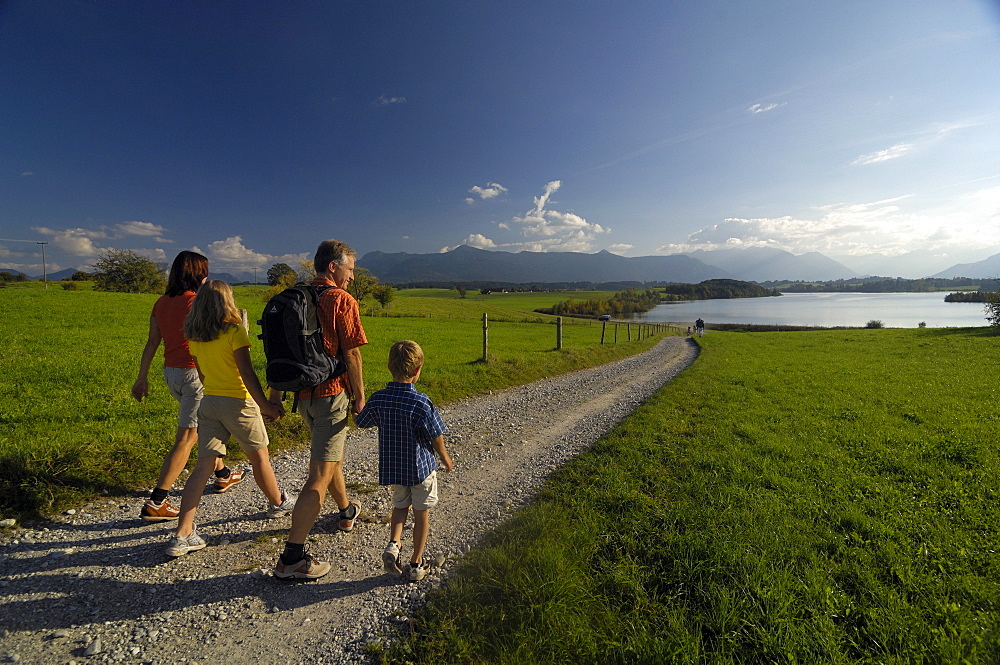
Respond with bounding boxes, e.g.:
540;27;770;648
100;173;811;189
382;327;1000;663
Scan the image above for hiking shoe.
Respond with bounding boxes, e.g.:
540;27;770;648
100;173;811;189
213;468;245;493
165;529;207;557
266;491;296;518
408;560;429;582
382;541;402;575
141;499;179;522
273;553;332;580
338;501;360;532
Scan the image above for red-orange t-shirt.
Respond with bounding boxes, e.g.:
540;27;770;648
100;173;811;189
152;292;197;369
298;278;368;399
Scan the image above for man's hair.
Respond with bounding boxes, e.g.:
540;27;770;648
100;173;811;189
314;239;356;275
165;250;209;297
183;280;242;343
388;340;423;379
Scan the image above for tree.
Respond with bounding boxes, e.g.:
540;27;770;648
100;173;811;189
348;266;379;304
267;263;296;287
985;292;1000;327
71;271;92;281
92;249;166;294
373;284;394;309
297;258;316;283
456;283;467;298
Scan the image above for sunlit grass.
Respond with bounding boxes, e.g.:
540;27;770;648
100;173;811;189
0;287;671;518
384;327;1000;664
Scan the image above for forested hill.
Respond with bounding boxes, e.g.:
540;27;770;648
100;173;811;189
662;279;781;300
764;277;1000;293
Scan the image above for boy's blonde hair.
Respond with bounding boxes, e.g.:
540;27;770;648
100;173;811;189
183;280;243;343
388;340;423;379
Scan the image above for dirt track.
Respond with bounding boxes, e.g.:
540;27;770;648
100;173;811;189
0;336;698;665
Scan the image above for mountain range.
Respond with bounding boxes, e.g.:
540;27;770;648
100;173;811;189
358;246;1000;285
24;247;1000;284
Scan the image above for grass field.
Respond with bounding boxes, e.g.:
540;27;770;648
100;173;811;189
382;327;1000;664
0;287;669;519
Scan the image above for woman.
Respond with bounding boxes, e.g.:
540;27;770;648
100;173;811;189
131;251;242;521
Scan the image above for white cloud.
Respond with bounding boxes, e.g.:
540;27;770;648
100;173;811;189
852;143;914;165
202;236;309;273
608;244;634;255
35;227;109;257
116;221;167;238
657;186;1000;257
375;93;406;106
21;171;33;176
466;182;508;204
451;179;609;253
747;102;784;114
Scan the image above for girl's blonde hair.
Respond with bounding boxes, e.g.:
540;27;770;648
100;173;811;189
388;340;423;379
183;280;242;343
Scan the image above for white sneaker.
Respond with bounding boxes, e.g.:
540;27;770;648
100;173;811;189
165;529;207;557
382;541;402;575
408;560;428;582
266;491;296;518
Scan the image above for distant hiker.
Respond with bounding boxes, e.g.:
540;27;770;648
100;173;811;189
355;340;452;582
131;251;238;522
274;239;368;580
695;317;705;337
165;280;292;557
686;326;692;336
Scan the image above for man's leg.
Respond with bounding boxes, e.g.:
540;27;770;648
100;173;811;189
286;459;337;546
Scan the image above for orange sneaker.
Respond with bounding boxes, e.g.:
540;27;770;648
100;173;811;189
140;499;180;522
273;553;332;580
213;468;245;493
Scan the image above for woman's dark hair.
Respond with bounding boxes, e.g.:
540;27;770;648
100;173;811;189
165;251;209;296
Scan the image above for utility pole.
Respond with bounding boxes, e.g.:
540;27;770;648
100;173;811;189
253;267;258;285
36;241;48;288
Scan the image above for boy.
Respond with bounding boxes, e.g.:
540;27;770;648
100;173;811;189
355;340;452;581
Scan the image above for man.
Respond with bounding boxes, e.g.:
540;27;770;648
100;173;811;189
273;239;368;579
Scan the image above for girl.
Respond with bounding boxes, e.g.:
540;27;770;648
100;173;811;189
132;251;240;523
166;280;295;556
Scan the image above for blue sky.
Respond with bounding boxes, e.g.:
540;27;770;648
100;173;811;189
2;0;1000;278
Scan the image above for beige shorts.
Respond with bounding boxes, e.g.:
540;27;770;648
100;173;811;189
391;471;438;511
300;391;350;462
197;395;269;457
163;366;202;429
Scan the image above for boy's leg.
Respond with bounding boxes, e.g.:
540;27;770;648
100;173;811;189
175;455;218;538
389;506;409;544
410;508;429;565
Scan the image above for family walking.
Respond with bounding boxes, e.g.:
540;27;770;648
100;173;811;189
132;240;452;581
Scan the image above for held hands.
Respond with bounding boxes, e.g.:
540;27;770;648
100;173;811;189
260;398;285;423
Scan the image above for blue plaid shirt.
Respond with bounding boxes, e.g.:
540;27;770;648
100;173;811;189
355;382;446;487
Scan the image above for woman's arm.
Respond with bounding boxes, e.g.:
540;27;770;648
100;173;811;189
131;315;162;401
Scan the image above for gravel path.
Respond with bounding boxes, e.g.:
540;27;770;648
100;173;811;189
0;337;697;665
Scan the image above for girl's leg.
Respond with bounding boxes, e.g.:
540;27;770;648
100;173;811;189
175;455;219;538
154;428;224;493
411;508;430;564
244;448;282;506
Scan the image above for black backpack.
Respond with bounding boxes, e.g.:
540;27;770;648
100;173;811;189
258;284;347;392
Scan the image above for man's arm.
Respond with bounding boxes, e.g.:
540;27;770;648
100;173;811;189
343;345;365;415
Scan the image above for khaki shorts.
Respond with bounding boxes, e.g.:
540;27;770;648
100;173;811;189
300;391;350;462
197;395;269;457
163;366;202;429
391;471;438;511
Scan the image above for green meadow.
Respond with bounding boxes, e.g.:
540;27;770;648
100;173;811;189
0;286;665;518
383;327;1000;664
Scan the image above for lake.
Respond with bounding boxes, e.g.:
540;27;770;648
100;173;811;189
633;292;991;328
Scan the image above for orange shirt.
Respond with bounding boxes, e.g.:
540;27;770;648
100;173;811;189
298;278;368;399
152;292;197;369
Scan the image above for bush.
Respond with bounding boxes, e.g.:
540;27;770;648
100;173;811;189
92;249;166;294
61;281;80;291
865;319;884;329
985;292;1000;327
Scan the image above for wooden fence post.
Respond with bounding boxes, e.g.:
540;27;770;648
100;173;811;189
482;313;489;362
614;323;618;343
600;320;607;345
556;316;563;350
239;308;249;332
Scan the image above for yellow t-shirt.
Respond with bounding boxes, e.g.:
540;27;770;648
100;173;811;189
188;325;252;399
